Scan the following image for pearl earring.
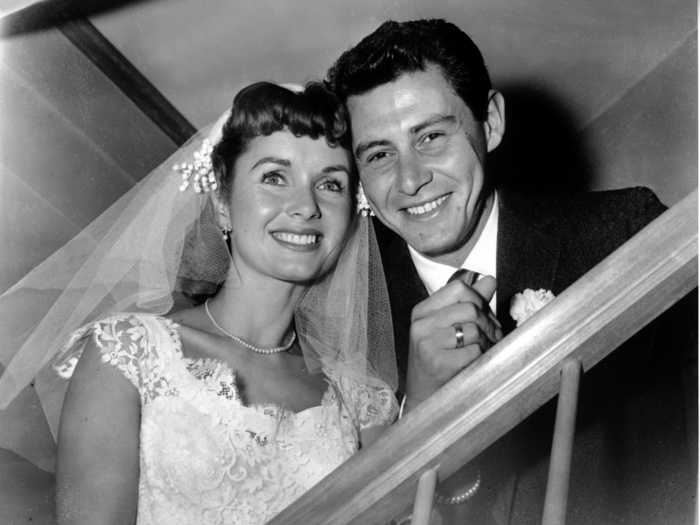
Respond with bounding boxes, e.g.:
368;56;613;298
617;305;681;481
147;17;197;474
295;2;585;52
222;225;232;241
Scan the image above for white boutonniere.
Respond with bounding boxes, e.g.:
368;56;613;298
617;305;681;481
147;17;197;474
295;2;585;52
510;289;556;327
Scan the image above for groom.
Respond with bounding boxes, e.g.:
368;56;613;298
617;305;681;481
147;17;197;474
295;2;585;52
327;19;694;524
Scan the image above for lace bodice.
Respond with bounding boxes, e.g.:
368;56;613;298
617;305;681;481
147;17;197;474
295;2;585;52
55;314;398;524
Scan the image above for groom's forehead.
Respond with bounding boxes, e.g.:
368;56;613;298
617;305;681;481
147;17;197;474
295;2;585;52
346;68;468;124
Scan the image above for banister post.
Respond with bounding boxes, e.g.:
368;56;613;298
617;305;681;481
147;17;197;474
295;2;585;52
542;359;583;525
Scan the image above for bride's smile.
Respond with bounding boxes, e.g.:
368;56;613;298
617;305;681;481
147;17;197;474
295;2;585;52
271;228;323;250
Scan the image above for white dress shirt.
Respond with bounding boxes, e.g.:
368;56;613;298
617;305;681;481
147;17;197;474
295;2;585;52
408;192;499;313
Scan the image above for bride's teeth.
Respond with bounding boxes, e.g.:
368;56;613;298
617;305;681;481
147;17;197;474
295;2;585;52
274;233;319;244
407;195;447;215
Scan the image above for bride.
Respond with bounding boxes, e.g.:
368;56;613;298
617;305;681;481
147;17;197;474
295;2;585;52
0;81;398;524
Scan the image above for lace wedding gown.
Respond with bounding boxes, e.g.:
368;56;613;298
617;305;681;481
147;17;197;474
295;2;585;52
55;314;398;524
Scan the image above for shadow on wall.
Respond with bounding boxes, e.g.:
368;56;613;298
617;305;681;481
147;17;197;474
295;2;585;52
490;85;596;195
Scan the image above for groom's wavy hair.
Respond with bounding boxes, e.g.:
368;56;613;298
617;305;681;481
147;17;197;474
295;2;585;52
326;19;492;121
211;81;354;203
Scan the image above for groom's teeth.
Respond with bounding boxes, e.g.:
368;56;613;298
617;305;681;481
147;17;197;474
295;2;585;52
407;195;448;215
274;233;319;244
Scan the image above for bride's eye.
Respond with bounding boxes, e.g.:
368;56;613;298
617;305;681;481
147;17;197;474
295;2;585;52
261;172;285;186
317;178;344;192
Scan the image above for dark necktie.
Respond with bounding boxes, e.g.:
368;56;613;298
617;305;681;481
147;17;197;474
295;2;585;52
447;268;479;287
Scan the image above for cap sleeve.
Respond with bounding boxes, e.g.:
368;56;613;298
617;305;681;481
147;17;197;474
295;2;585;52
53;314;150;391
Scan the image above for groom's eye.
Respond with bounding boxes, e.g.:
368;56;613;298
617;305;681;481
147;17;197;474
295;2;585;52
420;131;446;147
367;151;389;163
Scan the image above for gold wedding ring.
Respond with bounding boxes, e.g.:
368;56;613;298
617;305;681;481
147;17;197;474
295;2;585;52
454;323;465;349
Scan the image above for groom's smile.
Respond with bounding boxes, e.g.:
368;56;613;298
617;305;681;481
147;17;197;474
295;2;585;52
405;193;451;216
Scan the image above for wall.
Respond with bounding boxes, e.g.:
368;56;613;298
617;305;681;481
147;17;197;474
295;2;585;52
0;24;177;294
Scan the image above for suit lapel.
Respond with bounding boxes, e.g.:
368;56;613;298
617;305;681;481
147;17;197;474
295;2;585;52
497;190;563;335
379;230;428;394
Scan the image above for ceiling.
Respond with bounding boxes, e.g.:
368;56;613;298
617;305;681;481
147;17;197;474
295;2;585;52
7;0;686;132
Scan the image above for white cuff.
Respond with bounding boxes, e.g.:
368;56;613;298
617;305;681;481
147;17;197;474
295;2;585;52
398;395;407;419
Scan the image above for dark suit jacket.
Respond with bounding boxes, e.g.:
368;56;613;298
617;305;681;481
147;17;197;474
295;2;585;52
376;187;696;524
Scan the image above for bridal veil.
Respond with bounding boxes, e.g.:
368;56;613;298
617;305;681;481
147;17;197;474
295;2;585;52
0;89;397;473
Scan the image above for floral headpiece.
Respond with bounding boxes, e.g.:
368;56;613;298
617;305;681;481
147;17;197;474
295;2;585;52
175;139;217;193
356;183;375;217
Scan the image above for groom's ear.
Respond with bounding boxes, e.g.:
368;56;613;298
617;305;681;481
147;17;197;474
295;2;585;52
483;90;506;153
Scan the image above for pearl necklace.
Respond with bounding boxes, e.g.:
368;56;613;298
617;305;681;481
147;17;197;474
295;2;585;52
204;298;296;355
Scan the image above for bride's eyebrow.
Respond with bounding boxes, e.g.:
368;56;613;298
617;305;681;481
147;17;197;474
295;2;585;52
322;165;351;175
251;157;291;169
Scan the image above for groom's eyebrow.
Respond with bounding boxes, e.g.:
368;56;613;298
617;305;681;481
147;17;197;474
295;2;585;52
354;140;391;160
354;115;457;159
409;115;456;135
251;157;291;169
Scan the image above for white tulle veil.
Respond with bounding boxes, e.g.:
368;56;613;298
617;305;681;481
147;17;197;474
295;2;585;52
0;86;396;473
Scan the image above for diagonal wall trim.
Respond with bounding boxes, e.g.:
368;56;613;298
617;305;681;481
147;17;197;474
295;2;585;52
1;166;83;236
0;60;140;189
580;28;698;130
57;17;196;146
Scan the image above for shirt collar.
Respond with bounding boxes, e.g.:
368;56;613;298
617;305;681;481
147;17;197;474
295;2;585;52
408;191;499;296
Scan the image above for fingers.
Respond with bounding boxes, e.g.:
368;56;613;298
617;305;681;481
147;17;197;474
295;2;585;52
412;317;492;356
418;301;501;345
427;343;483;374
412;276;493;321
412;275;501;338
472;275;496;303
404;336;483;407
405;274;502;407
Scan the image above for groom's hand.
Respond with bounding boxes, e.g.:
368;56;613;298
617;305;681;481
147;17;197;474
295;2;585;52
404;276;502;412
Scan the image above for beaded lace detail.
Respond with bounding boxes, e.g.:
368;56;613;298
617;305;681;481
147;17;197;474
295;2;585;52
55;314;397;525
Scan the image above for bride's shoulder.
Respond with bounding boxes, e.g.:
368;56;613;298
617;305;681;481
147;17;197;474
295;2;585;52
54;314;178;380
84;313;177;341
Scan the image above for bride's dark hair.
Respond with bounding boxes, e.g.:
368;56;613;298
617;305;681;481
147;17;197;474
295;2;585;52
211;82;354;203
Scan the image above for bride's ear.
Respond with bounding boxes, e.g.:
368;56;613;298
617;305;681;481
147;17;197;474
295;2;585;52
210;191;232;232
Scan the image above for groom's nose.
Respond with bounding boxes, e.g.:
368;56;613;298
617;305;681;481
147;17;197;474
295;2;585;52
396;153;431;196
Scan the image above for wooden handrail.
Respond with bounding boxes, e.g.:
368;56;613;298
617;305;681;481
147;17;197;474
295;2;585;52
269;189;698;525
4;8;196;145
57;18;197;146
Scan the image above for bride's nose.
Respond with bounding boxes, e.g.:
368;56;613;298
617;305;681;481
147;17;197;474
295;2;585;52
286;185;321;219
